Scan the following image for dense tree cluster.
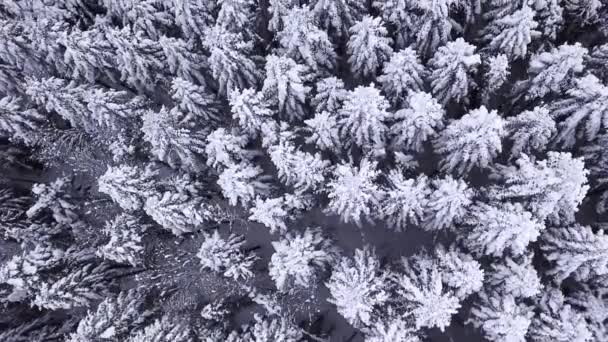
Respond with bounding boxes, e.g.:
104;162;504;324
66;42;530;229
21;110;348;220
1;0;608;341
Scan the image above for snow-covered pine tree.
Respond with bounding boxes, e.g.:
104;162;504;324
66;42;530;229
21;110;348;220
506;106;556;158
311;76;347;114
482;6;539;60
483;54;510;102
170;77;221;126
378;48;428;105
97;213;148;267
326;247;389;328
229;88;274;138
268;129;329;193
391;91;444;152
347;16;393;79
202;26;260;95
378;171;430;231
464;202;544;257
338;84;390;154
98;164;158;211
429;38;481;105
173;0;215;38
489;152;589;223
269;227;338;291
568;284;608;341
523;43;587;100
277;7;336;75
240;314;303;342
217;162;271;207
423;176;474;231
268;0;298;33
528;288;592;342
551;74;608;147
197;230;257;281
326;159;381;225
248;194;312;233
205;128;254;171
27;177;81;227
67;289;152;342
486;254;542;299
144;189;210;235
216;0;254;33
469;290;534;342
262;55;310;121
564;0;602;26
312;0;366;37
435;244;484;299
304;111;342;152
0;96;44;143
141;107;207;172
434;106;505;176
541;224;608;282
394;253;461;331
125;316;192;342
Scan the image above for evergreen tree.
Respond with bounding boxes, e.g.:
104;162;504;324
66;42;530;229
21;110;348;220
429;38;481;105
529;288;592;342
469;290;533;342
483;54;510;101
142;107;207;172
489;152;589;223
541;225;608;282
378;171;430;231
241;314;304;342
229;88;274;138
268;0;298;33
523;43;587;100
0;96;44;143
487;255;541;299
304;111;342;152
378;48;428;105
435;244;484;299
125;316;192;342
170;77;221;126
216;0;254;33
434;106;505;176
173;0;215;38
98;164;158;212
197;230;257;281
395;253;461;331
391;92;444;152
506;107;556;158
27;177;81;227
217;162;271;207
144;189;210;235
97;214;148;267
269;227;338;291
202;26;260;95
277;7;337;75
338;84;390;154
347;16;393;79
205;128;254;171
312;0;366;37
326;247;389;328
262;55;311;121
249;194;311;233
551;74;608;147
464;202;544;257
423;176;474;231
326;159;381;225
311;77;347;114
482;6;539;60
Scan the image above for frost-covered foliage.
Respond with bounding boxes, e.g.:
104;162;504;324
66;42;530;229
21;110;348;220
262;55;310;120
97;213;147;266
347;16;393;79
541;225;608;282
326;247;389;328
551;74;608;147
378;48;427;105
4;2;608;341
529;288;592;342
429;38;481;105
391;92;444;152
490;152;589;223
423;176;474;231
394;253;461;331
98;165;158;211
338;85;390;153
434;106;505;175
469;290;534;342
269;227;337;291
326;159;381;225
197;230;257;281
487;255;542;299
524;43;587;100
378;171;430;231
506;107;556;158
465;202;544;257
